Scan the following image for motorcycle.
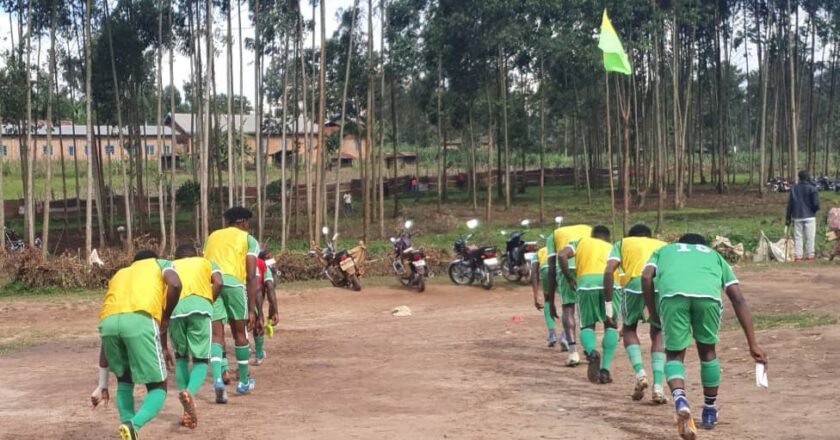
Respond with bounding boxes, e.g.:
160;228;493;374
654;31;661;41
448;219;500;290
766;177;791;193
309;226;365;291
390;220;430;292
500;219;538;283
3;227;40;252
816;175;834;192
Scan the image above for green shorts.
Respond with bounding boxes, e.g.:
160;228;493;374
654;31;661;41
659;295;722;351
212;274;247;322
99;312;166;384
622;293;647;325
539;266;550;294
577;287;621;328
170;296;213;359
559;275;577;306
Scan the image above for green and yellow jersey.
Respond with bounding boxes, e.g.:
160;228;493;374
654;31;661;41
567;237;618;291
546;224;592;269
99;258;174;322
608;237;667;294
204;226;259;286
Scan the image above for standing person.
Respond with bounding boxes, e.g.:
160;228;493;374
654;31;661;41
95;250;182;440
786;170;820;261
530;246;566;349
205;207;261;403
171;243;223;429
546;223;592;367
603;224;668;404
343;192;352;214
253;249;281;365
642;234;768;439
558;225;620;384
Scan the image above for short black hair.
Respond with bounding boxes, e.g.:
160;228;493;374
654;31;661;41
175;243;198;259
678;233;707;245
224;206;253;225
592;225;610;241
798;170;810;182
133;249;157;262
627;224;652;237
258;249;271;260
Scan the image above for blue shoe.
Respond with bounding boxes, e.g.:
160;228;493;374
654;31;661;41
547;330;558;347
674;396;696;440
214;378;228;404
701;406;717;429
236;377;256;394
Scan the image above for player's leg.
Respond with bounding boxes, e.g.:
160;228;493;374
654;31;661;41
650;324;667;404
178;313;211;429
253;295;266;364
660;295;697;440
622;292;648;399
577;289;601;383
560;277;579;365
223;282;254;393
540;266;557;347
120;313;168;438
210;297;229;404
691;297;723;430
599;288;619;384
169;317;190;392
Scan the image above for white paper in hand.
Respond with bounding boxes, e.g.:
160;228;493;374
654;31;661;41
755;362;769;388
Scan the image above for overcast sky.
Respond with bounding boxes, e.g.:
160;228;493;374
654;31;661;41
0;0;379;110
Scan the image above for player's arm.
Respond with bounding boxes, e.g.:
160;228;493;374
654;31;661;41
265;269;279;325
211;272;223;301
558;246;576;289
161;267;182;370
724;284;768;365
246;254;259;327
603;259;620;327
91;344;110;408
531;261;542;310
641;265;658;325
545;235;558;319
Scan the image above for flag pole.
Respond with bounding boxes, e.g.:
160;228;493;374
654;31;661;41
605;71;617;235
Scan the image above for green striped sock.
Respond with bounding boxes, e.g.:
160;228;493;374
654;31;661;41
651;351;666;386
625;344;644;374
235;345;250;384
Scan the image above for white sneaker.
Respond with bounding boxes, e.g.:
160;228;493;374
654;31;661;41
632;375;649;401
652;384;668;404
566;351;580;367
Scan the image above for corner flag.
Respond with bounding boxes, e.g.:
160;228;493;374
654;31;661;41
598;10;632;75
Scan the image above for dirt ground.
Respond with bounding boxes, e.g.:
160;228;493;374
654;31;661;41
1;265;839;440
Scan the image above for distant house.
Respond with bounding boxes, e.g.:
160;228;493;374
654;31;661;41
385;151;418;168
0;122;181;162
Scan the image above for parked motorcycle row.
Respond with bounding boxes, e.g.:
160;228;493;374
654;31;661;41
309;216;556;292
766;175;839;193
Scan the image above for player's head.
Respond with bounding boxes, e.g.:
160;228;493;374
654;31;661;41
627;224;652;238
592;225;610;242
133;249;157;262
798;169;810;182
259;249;273;260
224;206;253;230
175;243;198;259
678;233;707;246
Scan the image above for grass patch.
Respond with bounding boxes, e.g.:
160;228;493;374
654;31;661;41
0;281;98;299
749;312;838;330
0;336;37;356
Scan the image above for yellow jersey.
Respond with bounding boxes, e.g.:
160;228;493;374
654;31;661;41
173;257;220;302
537;247;548;267
568;237;618;289
99;258;174;322
547;225;592;269
609;237;667;287
204;227;259;284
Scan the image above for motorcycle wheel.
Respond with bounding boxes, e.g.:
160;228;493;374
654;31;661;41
501;257;522;282
448;262;473;285
479;265;494;290
349;274;362;291
414;274;426;293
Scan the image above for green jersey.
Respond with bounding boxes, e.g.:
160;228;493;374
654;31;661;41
645;243;738;303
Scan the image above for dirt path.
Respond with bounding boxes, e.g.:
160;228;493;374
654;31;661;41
1;265;838;439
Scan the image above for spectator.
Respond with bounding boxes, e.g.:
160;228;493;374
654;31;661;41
786;170;820;262
342;192;352;214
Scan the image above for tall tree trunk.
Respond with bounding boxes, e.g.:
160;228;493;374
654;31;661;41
363;0;373;241
201;0;213;241
485;86;493;222
84;0;94;256
280;33;290;251
24;0;34;247
253;0;263;241
156;0;167;253
714;4;726;194
604;73;617;233
538;59;545;224
168;0;177;253
499;47;511;209
824;45;838;177
787;0;799;179
436;56;443;213
238;0;246;205
757;2;768;197
300;13;313;242
315;0;327;239
378;0;386;239
226;0;234;208
332;0;358;234
41;4;57;256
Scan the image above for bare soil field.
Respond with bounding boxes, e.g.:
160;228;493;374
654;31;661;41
1;265;839;439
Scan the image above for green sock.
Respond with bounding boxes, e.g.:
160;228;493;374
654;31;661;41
116;382;136;423
700;358;721;388
543;304;556;330
255;335;265;358
222;351;229;372
625;344;644;374
580;328;596;354
210;343;223;381
235;345;250;384
601;328;619;370
175;357;190;390
188;362;208;396
664;360;686;382
131;388;166;430
651;352;666;386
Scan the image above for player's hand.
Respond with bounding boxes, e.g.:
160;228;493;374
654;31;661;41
750;345;768;367
248;310;257;331
91;387;110;409
269;310;280;326
568;279;577;291
164;350;175;372
534;301;543;311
